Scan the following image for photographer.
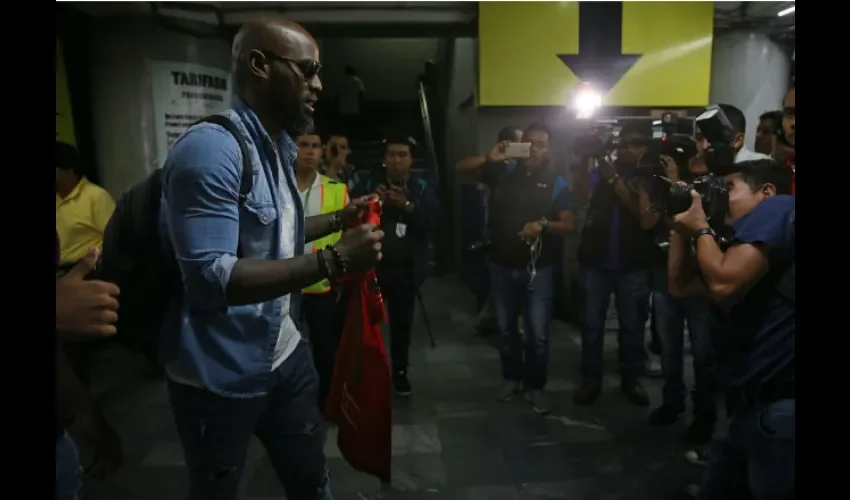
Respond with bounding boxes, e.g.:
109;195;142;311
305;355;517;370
669;159;794;500
352;135;440;396
636;138;718;448
574;122;656;407
488;123;574;415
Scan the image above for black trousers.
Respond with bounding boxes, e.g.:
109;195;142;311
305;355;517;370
301;291;347;411
377;265;417;372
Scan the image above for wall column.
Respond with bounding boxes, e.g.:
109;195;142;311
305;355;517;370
709;31;791;150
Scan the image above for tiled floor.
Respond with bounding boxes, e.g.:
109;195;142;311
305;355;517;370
79;277;706;500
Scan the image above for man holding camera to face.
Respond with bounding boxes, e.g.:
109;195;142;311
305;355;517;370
667;136;795;497
635;136;719;448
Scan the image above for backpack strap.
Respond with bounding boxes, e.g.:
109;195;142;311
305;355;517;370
193;115;254;204
192;115;254;259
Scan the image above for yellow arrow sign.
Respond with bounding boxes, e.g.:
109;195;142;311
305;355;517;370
479;2;714;108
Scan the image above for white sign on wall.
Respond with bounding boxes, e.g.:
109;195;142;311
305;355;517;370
151;61;232;166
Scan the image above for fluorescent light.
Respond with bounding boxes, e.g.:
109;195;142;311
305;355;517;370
778;6;795;17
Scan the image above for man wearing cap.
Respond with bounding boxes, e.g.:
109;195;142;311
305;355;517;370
351;135;440;396
669;158;795;500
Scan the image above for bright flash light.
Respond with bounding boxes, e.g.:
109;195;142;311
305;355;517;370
777;5;795;17
573;88;602;119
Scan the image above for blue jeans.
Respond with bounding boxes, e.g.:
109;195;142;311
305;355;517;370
490;262;554;390
699;399;795;500
654;290;718;416
168;340;333;500
56;431;82;500
579;267;650;384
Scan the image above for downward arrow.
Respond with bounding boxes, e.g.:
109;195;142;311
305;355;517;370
557;2;641;94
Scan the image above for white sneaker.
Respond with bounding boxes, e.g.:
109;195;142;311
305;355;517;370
645;356;662;378
685;448;709;467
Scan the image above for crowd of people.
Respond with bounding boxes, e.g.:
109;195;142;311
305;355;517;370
56;15;794;500
457;87;795;498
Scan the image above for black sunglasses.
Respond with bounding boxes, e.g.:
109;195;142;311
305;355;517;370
261;50;321;80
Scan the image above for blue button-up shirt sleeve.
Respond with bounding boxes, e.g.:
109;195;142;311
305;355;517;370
162;126;242;310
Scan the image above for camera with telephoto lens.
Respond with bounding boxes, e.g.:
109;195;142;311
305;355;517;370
647;104;735;226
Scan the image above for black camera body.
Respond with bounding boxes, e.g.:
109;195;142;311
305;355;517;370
649;174;728;223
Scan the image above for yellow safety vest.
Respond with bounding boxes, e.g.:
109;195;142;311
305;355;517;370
304;175;348;294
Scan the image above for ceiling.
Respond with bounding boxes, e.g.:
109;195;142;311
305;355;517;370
67;1;795;38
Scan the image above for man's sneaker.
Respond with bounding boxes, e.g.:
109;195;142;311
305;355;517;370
685;483;700;498
621;382;650;406
393;370;412;396
686;414;716;446
525;390;551;414
648;404;687;426
497;380;521;402
573;380;602;406
684;447;709;467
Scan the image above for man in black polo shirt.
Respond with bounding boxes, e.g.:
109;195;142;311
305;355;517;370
574;123;657;407
488;122;575;414
669;159;794;500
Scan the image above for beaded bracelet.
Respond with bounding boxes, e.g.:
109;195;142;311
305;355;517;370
327;244;348;276
330;211;343;232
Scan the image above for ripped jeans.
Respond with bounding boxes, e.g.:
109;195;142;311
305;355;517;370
168;341;333;500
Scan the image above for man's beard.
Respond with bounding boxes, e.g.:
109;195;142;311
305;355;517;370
276;92;314;136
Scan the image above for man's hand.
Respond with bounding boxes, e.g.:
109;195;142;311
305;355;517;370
385;185;409;208
374;184;389;203
56;248;121;339
339;195;379;229
75;410;123;480
518;221;542;239
335;223;384;272
598;157;616;180
486;141;509;164
660;155;680;182
671;190;709;236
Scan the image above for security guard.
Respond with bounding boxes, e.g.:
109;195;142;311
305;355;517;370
294;131;349;410
352;134;440;396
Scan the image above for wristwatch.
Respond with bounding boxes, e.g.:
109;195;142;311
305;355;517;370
538;217;550;233
691;227;717;247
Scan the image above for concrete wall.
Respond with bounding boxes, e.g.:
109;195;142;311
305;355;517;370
88;18;231;197
320;38;441;103
710;31;792;150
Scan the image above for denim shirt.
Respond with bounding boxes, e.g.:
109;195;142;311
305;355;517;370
159;98;305;398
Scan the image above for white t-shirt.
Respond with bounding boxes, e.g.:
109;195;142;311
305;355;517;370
735;147;772;163
339;75;364;115
272;163;302;371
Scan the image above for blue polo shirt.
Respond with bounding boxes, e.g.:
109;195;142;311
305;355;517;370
716;195;795;389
